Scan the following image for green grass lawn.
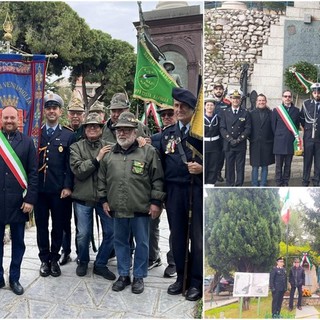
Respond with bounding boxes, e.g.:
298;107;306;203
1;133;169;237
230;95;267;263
205;296;295;319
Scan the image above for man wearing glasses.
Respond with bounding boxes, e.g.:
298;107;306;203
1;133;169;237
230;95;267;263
300;83;320;186
272;90;300;186
270;257;287;318
98;112;165;294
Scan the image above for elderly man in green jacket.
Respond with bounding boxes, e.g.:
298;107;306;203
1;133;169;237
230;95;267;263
98;111;165;294
70;112;115;280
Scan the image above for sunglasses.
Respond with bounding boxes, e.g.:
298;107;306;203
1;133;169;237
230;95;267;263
160;112;174;118
283;95;292;98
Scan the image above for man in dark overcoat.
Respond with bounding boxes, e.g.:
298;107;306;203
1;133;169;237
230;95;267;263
0;106;38;295
272;90;300;186
160;88;203;301
220;89;251;186
249;94;274;186
289;258;305;311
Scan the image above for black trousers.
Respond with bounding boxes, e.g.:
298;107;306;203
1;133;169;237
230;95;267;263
34;193;67;262
205;150;222;185
225;149;246;186
303;141;320;186
272;290;285;317
165;181;203;290
61;197;73;255
275;154;293;186
289;285;303;308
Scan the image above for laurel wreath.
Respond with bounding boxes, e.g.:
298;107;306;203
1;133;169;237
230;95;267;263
284;61;318;96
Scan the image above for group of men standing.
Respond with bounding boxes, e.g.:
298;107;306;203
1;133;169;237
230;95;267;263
0;86;203;301
205;82;320;187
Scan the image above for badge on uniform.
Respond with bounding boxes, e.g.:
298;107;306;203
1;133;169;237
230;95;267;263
58;146;64;152
239;117;245;121
132;160;145;175
165;136;180;154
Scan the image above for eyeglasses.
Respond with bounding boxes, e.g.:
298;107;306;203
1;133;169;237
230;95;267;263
115;128;133;134
69;111;84;116
283;95;292;98
160;112;174;118
85;124;101;129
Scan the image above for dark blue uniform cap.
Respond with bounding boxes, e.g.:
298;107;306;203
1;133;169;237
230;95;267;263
172;88;197;110
277;256;284;261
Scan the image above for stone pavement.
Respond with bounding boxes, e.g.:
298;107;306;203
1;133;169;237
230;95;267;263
295;306;320;319
0;211;198;319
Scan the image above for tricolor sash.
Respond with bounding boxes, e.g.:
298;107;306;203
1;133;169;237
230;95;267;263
276;104;303;155
0;131;28;194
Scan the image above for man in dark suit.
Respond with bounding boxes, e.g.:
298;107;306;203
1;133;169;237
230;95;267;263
249;94;274;186
272;90;300;186
289;258;305;311
34;93;74;278
0;106;38;295
160;88;203;301
300;83;320;186
220;89;251;186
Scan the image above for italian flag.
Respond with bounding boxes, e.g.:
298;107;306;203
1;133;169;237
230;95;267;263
281;189;290;224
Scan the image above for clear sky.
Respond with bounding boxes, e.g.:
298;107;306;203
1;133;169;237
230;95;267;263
65;1;203;50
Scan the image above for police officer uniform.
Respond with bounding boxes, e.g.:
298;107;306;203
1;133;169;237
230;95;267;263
300;83;320;186
160;88;203;301
34;93;75;277
270;257;287;318
204;97;222;185
219;90;251;186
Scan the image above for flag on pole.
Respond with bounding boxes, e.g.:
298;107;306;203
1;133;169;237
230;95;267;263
186;82;203;159
133;39;177;108
281;189;290;224
0;53;46;149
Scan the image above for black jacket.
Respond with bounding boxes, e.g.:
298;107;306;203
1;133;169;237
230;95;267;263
289;266;305;287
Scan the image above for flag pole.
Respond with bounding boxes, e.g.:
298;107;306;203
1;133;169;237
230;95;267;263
286;222;289;268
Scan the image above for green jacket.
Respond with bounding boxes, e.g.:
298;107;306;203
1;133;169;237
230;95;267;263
98;141;165;218
70;138;109;205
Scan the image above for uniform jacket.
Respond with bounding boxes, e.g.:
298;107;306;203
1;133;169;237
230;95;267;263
289;266;305;287
0;130;38;224
249;108;275;166
70;138;109;204
159;123;203;186
271;104;300;155
300;99;320;143
204;113;222;153
98;141;165;218
219;107;251;152
102;118;151;144
270;266;287;291
38;124;75;194
215;98;231;115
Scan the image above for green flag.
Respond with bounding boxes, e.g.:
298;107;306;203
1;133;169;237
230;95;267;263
133;39;177;108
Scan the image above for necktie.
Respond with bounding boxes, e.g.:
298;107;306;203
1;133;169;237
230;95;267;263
181;126;187;137
47;127;54;136
234;109;237;115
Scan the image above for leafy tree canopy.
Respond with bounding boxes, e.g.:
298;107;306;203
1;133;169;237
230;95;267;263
205;188;281;274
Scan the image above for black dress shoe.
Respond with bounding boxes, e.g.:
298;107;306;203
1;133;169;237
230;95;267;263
167;281;183;295
0;278;5;288
40;262;50;277
59;252;71;266
50;260;61;277
112;276;131;292
132;277;144;294
217;174;224;182
93;265;116;280
10;281;24;295
186;287;201;301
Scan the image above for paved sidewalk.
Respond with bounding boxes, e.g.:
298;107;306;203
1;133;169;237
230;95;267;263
295;306;320;319
0;211;198;318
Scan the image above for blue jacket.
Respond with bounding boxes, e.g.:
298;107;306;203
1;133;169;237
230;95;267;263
0;130;38;224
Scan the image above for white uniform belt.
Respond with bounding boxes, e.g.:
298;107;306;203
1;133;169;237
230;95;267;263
204;135;220;142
